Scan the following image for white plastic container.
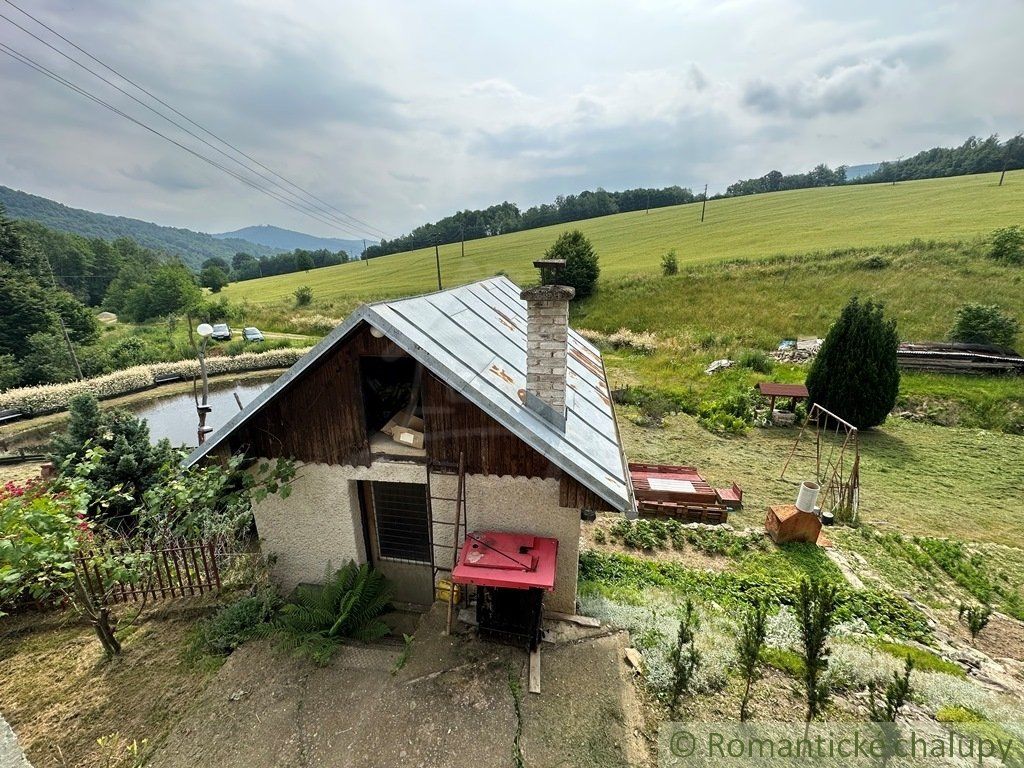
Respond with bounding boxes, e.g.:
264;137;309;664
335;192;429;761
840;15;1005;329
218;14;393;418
795;481;820;513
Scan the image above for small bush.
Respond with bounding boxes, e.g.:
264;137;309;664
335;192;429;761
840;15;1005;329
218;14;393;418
737;348;774;374
988;225;1024;264
861;254;891;270
949;303;1020;348
188;590;277;659
661;249;679;276
294;285;314;307
614;385;695;427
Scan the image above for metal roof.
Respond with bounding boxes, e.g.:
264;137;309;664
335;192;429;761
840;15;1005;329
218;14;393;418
184;276;635;514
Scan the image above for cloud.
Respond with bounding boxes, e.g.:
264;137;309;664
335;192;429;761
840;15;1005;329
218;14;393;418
742;59;900;118
0;0;1021;237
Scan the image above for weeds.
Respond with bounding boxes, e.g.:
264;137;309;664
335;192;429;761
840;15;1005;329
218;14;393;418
507;665;526;768
392;633;414;675
579;550;931;642
737;348;774;374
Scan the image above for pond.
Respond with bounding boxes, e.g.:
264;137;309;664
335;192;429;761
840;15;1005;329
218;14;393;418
129;376;273;448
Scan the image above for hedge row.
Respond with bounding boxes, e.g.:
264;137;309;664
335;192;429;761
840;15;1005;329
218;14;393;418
0;348;311;416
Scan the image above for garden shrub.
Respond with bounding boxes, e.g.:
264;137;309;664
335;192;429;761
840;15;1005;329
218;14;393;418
187;589;278;659
697;387;756;435
949;303;1020;348
806;297;899;429
988;225;1024;265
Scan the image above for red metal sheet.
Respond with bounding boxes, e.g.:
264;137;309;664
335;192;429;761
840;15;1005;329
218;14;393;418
451;531;558;591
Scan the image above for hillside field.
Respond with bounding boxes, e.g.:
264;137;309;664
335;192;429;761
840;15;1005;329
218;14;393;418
221;171;1024;306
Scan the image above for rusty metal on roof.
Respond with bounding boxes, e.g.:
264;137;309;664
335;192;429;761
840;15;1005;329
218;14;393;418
183;277;635;514
756;382;809;398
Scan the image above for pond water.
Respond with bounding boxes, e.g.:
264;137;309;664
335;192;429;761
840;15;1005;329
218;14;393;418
129;377;273;448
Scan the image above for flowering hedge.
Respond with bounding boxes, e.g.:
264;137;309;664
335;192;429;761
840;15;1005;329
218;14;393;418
0;347;311;416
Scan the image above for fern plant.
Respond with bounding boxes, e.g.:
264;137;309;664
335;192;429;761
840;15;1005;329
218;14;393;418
258;561;392;665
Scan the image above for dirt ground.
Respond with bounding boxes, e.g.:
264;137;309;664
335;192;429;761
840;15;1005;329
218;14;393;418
0;603;220;768
150;603;648;768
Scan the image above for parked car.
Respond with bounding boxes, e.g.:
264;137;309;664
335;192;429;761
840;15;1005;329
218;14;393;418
211;323;232;341
242;326;265;343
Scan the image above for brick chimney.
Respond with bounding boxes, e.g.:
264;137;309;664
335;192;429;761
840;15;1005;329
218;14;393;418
520;260;574;429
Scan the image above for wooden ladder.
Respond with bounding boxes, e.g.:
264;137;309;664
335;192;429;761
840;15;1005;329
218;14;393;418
425;452;468;633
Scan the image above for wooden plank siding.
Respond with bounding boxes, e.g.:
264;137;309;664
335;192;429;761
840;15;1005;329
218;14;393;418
559;475;613;511
226;325;400;466
223;321;608;508
422;371;556;478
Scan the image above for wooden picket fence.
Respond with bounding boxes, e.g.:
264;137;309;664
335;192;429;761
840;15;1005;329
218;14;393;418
74;540;222;605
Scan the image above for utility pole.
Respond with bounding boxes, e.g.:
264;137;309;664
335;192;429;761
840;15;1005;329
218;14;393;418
41;250;83;380
461;223;465;258
646;189;650;214
434;241;443;290
700;184;708;223
58;316;84;381
892;156;902;186
363;238;369;266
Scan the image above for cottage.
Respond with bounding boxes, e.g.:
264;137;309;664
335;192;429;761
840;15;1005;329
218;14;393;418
185;276;635;613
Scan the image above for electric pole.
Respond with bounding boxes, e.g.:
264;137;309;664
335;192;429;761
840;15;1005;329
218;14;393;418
435;241;443;290
700;184;708;223
41;250;83;380
461;223;465;258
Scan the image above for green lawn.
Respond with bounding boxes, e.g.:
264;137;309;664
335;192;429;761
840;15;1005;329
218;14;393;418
221;171;1024;307
619;410;1024;549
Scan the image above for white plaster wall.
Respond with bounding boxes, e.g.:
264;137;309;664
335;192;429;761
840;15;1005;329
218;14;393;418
252;459;582;612
430;474;581;614
251;459;428;592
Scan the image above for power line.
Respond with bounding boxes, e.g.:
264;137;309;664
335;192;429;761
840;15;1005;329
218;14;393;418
2;0;388;240
0;42;374;238
0;9;384;241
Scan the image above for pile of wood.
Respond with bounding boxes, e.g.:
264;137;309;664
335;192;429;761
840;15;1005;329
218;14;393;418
897;342;1024;375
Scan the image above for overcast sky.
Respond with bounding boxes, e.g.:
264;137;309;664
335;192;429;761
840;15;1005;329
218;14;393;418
1;0;1021;240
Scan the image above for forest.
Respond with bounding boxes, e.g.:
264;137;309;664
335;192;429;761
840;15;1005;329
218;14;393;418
0;207;339;388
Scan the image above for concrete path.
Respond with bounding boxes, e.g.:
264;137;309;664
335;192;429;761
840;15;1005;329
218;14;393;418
150;605;645;768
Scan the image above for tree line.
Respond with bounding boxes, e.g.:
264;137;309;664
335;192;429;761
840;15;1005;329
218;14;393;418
222;247;350;284
364;134;1022;260
363;186;697;258
722;134;1022;198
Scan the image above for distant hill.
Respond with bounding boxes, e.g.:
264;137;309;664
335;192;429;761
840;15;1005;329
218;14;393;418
213;225;370;256
0;185;284;269
221;170;1023;306
845;163;882;179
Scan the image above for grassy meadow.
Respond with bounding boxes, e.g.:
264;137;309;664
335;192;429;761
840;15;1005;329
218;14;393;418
221;171;1024;307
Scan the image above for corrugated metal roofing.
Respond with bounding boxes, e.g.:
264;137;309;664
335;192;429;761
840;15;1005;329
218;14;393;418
184;277;635;514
